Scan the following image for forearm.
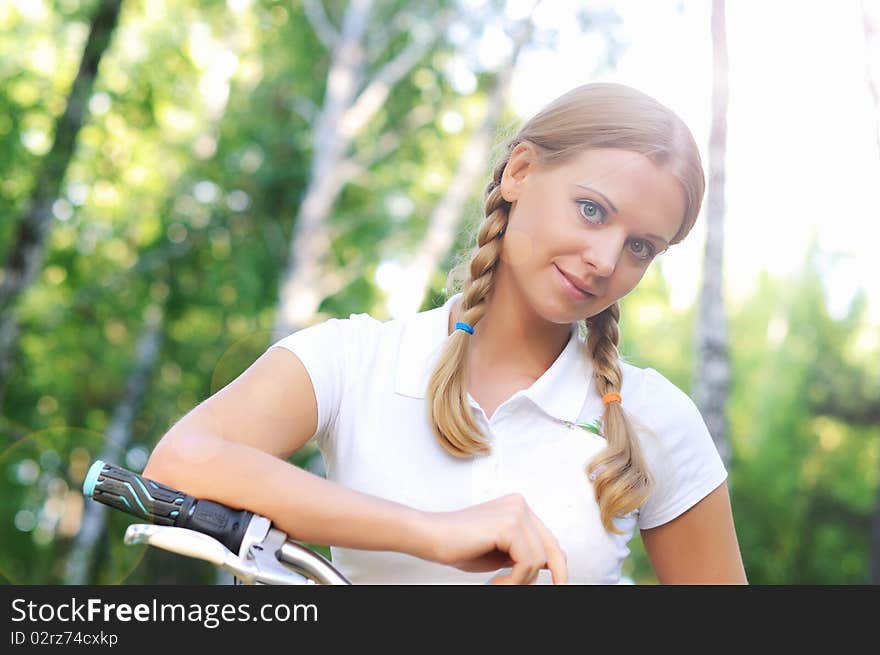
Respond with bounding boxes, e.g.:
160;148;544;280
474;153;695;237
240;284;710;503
143;427;434;561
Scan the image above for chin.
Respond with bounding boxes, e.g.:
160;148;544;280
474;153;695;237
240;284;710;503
540;297;588;326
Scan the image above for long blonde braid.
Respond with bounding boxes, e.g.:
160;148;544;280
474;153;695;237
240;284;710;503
426;155;510;456
584;303;654;534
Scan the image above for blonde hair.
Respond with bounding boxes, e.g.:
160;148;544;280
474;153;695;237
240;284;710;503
425;82;705;535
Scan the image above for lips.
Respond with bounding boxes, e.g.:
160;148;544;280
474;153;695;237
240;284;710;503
556;265;595;296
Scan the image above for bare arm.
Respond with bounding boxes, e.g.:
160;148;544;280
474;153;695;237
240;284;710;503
143;347;433;560
640;480;748;584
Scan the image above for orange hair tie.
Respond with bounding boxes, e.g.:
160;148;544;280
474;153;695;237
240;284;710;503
602;392;622;405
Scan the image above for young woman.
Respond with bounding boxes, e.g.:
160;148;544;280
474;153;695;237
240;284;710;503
144;82;748;585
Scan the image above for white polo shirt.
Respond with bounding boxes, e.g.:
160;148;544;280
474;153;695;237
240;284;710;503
268;292;728;584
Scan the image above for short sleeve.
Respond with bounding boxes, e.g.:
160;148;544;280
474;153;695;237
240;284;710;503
635;369;729;530
267;318;347;451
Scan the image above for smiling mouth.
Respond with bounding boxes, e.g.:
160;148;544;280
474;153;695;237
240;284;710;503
555;265;594;299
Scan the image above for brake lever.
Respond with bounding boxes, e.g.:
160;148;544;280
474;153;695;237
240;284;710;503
124;524;261;583
124;518;348;585
242;522;314;584
239;516;349;585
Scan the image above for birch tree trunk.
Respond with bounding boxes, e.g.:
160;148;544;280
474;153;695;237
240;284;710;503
693;0;731;468
64;13;244;583
270;0;454;342
386;18;536;318
0;0;124;406
63;304;164;584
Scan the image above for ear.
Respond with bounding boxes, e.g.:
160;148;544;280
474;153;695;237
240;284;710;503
499;141;537;203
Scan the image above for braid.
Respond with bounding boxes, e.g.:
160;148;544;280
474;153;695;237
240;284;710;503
585;303;622;393
584;303;654;534
426;158;511;457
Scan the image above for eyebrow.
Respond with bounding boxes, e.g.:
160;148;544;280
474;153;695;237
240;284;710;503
576;184;619;213
575;184;670;248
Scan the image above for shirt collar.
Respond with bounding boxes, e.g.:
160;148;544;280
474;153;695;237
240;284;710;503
393;292;596;424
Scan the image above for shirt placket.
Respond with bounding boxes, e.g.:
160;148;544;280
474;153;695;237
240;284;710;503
469;398;503;504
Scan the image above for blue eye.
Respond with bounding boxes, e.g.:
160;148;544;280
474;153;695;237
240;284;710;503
628;239;656;262
577;200;607;224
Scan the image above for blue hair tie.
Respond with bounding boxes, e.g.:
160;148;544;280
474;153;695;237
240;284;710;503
454;321;474;335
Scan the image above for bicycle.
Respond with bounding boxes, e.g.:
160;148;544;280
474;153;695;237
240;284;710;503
83;459;351;585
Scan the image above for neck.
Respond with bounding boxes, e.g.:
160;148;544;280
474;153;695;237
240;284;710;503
450;276;573;380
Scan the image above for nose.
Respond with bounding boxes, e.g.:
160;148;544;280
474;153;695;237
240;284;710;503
582;227;627;278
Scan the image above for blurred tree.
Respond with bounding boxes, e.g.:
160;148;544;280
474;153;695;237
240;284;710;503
63;303;164;584
1;0;254;584
384;8;537;317
270;0;458;340
694;0;731;467
620;244;880;584
802;281;880;582
726;244;877;584
0;0;124;406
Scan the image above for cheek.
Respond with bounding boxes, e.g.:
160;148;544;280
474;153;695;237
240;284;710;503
609;268;647;301
500;227;536;266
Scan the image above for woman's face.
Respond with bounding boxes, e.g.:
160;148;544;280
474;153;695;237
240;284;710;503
498;143;687;323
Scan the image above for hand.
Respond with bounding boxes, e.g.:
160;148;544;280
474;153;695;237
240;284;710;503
421;493;568;585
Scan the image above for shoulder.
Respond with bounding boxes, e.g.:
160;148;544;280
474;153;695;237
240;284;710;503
333;310;398;361
617;365;728;530
270;310;393;373
338;310;388;340
348;311;408;351
345;310;385;328
319;309;391;342
618;361;706;436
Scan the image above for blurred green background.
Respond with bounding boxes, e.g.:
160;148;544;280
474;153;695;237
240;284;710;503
1;0;878;585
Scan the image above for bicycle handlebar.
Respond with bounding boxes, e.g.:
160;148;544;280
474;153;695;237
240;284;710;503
83;460;253;555
83;460;513;585
83;459;351;584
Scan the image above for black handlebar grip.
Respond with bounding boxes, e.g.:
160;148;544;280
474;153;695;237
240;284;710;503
83;460;254;555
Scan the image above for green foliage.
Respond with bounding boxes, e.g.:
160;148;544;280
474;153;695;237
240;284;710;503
618;245;879;584
0;0;876;587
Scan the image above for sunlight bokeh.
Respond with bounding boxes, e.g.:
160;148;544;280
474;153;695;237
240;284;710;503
501;0;879;321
